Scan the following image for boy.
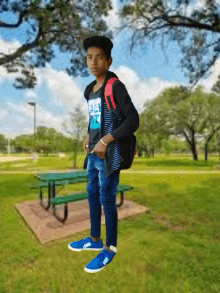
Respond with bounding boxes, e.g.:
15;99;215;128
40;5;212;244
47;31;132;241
68;36;139;273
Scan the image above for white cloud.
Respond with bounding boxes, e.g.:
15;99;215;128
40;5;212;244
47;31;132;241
113;59;220;111
41;65;86;110
0;38;21;55
0;38;45;87
0;53;88;139
112;65;177;111
6;101;64;133
25;90;37;100
0;38;22;83
0;108;8;121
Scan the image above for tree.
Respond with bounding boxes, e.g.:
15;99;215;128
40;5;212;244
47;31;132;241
0;134;8;152
119;0;220;86
136;108;168;157
0;0;112;89
14;134;33;152
201;92;220;160
212;74;220;94
141;85;220;161
62;103;87;168
36;126;65;156
161;136;189;155
13;126;75;154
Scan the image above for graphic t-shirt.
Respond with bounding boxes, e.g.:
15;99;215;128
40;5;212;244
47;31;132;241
88;85;103;152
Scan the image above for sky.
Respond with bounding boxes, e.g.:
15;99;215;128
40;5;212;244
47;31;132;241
0;0;220;140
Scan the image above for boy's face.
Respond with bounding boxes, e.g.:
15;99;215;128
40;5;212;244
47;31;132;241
87;46;112;79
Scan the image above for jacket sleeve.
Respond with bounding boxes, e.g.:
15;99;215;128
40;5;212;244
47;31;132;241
110;81;139;140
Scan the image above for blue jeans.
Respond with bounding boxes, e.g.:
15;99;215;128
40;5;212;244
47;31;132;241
86;153;120;247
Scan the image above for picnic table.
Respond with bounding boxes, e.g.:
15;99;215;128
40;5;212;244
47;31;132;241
33;171;88;210
32;170;133;223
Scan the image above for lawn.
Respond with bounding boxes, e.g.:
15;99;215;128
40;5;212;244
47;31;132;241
0;153;87;172
1;152;220;171
0;155;219;292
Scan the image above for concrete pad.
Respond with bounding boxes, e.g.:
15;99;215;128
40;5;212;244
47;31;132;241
16;199;149;244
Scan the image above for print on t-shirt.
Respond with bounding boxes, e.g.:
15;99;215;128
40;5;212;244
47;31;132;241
88;97;101;129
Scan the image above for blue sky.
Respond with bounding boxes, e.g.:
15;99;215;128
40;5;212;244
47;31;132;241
0;0;219;140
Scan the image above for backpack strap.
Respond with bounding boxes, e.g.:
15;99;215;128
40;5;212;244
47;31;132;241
104;77;119;171
104;77;118;111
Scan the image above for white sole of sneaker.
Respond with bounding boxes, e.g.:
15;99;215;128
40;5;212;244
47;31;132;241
84;266;105;273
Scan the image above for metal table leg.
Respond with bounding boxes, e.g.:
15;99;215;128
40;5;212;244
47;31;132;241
116;191;124;207
51;182;68;223
52;203;68;223
40;182;51;210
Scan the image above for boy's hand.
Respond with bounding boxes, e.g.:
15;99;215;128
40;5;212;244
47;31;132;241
91;140;107;159
83;134;89;153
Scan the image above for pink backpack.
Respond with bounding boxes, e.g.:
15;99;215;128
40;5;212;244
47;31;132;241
104;77;137;169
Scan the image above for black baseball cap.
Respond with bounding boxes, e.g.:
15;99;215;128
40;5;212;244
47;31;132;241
83;36;113;58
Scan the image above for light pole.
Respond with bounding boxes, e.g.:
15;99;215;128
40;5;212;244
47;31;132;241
7;138;10;155
28;102;37;160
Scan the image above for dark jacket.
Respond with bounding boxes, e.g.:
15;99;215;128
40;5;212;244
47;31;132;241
83;70;139;176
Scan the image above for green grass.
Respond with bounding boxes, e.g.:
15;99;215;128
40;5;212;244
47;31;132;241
1;153;220;172
0;153;86;171
0;157;220;292
131;153;220;170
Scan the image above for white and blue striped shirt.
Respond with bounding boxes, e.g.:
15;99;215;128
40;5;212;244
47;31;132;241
103;100;123;171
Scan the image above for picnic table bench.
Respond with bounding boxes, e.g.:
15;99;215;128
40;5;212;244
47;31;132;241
32;170;133;223
33;171;88;210
51;185;133;223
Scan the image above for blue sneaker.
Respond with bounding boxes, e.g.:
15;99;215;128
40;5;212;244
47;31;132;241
68;236;103;251
84;246;117;273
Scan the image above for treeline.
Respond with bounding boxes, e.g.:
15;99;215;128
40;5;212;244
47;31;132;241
2;86;220;162
0;126;85;156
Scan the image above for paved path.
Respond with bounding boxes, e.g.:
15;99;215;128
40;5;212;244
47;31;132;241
0;170;220;174
122;170;220;174
0;157;31;162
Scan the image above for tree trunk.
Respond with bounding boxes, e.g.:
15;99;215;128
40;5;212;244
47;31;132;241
183;129;198;160
72;139;78;168
204;133;216;161
144;148;150;157
151;147;155;157
73;152;77;168
204;143;208;161
191;141;198;160
189;129;198;160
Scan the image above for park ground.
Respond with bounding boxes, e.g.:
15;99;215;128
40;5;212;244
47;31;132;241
0;153;219;293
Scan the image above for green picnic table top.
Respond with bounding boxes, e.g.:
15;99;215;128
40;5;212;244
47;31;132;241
35;171;87;182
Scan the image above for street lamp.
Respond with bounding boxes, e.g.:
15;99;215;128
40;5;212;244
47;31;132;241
28;102;37;160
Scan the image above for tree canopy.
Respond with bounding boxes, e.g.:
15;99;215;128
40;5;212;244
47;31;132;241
119;0;220;86
0;0;112;89
0;134;8;151
13;126;77;155
139;85;220;160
